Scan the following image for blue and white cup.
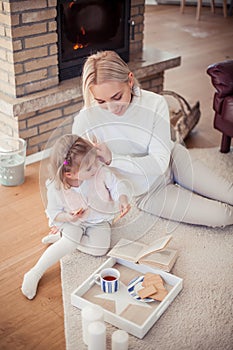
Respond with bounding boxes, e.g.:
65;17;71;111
94;268;120;293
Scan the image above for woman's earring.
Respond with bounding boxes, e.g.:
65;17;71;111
132;85;140;96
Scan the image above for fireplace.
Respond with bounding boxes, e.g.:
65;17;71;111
57;0;131;81
0;0;181;156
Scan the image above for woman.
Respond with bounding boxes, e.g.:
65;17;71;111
72;50;233;227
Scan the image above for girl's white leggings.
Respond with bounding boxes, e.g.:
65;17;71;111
32;221;111;277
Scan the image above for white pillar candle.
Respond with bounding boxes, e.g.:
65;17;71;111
111;330;129;350
81;305;104;345
88;321;106;350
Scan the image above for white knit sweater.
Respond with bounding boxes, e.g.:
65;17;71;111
72;89;174;196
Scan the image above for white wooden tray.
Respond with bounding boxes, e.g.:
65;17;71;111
71;257;183;339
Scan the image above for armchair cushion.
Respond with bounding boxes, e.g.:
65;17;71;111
222;96;233;124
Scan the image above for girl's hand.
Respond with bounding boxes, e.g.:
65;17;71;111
70;208;85;221
71;208;85;216
55;210;85;223
95;142;112;165
48;226;59;234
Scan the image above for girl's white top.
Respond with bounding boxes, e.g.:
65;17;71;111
72;89;174;196
45;165;130;227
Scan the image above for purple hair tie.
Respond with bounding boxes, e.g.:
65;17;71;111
63;160;68;165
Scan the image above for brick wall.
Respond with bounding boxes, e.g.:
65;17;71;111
19;96;84;155
0;0;58;98
130;0;145;54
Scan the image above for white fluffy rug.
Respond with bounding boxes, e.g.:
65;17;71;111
61;147;233;350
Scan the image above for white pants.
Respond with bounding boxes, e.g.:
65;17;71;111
33;221;111;277
138;143;233;227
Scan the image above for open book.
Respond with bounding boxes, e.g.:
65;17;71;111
108;235;178;272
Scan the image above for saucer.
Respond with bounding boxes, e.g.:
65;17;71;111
127;275;154;303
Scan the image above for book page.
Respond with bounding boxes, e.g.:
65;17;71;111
138;235;172;260
138;248;178;272
108;238;146;262
140;249;176;265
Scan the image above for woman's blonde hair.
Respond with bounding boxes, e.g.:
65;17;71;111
82;50;140;107
49;134;96;189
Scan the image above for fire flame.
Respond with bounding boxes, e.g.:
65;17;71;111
73;26;88;50
73;43;85;50
80;26;85;35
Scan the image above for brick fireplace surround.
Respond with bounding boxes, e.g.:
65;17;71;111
0;0;180;157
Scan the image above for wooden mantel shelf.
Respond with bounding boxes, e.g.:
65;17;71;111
129;47;181;79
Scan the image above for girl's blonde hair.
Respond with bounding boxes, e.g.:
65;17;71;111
49;134;96;189
82;50;140;107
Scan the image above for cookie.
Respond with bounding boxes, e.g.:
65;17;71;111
138;284;157;299
142;274;164;287
150;288;168;302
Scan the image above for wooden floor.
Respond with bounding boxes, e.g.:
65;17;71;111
0;5;232;350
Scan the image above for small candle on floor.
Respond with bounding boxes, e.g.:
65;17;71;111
88;321;106;350
81;305;104;345
112;329;129;350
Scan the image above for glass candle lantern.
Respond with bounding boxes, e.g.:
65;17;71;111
0;137;27;186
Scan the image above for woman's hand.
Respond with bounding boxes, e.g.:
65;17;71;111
119;195;131;215
95;142;112;165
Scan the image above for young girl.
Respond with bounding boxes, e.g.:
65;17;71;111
72;50;233;227
21;134;130;299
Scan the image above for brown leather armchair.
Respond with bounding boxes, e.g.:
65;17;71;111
207;60;233;153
